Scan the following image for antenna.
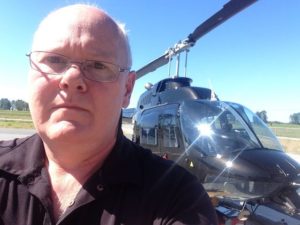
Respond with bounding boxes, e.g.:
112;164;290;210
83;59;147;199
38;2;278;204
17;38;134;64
208;79;218;101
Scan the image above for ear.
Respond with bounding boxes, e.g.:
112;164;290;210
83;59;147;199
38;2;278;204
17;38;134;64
122;71;136;108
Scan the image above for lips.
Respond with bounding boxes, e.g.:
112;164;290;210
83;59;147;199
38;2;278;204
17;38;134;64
51;104;89;113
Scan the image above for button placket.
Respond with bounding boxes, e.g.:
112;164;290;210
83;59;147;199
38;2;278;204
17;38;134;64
96;170;106;192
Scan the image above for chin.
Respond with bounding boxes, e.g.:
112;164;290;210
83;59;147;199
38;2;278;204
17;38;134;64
45;121;87;141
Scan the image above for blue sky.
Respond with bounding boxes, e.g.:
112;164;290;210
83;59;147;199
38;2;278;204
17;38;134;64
0;0;299;122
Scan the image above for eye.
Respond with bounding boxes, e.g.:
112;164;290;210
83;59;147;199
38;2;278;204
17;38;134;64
93;61;106;70
45;55;66;64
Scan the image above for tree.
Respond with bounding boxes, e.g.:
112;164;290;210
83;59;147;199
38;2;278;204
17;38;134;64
256;110;268;123
290;112;300;124
0;98;12;110
14;99;29;111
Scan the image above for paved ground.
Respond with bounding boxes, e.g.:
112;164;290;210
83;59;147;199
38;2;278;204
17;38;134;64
0;128;36;140
288;153;300;163
0;125;132;141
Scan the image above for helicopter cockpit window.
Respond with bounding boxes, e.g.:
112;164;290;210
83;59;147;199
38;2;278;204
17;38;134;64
139;110;158;146
179;100;261;156
228;102;283;151
160;112;179;148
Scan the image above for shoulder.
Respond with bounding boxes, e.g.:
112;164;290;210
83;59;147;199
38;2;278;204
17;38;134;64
122;136;198;187
123;137;187;176
0;136;31;154
122;138;218;224
0;134;43;175
0;134;40;155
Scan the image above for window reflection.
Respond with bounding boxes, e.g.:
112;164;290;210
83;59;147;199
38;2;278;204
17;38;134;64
161;113;179;148
139;111;158;146
180;100;261;156
141;127;157;145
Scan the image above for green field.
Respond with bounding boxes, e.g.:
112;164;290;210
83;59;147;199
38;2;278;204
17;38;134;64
0;110;34;129
0;110;32;119
269;123;300;138
268;123;300;154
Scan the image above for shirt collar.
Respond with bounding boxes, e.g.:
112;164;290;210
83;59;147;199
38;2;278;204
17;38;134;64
0;130;143;187
0;134;45;177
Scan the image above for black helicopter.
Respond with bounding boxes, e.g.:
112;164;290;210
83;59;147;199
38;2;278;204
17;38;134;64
123;0;300;224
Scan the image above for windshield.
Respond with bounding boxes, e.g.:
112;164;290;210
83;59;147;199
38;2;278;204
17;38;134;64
179;100;283;157
228;102;283;151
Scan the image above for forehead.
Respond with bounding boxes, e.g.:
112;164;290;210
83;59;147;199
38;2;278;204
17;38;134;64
32;6;124;62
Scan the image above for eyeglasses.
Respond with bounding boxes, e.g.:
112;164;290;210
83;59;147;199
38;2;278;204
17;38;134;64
26;51;130;82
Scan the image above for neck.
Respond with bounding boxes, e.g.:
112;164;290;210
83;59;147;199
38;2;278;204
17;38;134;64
44;136;115;171
44;138;115;222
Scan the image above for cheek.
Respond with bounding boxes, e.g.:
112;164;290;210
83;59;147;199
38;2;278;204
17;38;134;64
91;84;124;116
29;71;58;95
28;73;57;119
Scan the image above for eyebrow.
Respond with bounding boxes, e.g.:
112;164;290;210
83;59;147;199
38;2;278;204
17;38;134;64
87;49;116;62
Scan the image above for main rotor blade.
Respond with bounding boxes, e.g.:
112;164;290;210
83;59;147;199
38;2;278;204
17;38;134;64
188;0;257;43
136;0;257;79
136;53;169;79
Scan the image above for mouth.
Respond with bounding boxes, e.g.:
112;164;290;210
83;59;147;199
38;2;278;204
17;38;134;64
51;104;89;113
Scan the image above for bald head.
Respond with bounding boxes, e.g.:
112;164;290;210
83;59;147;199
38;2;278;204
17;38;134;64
32;4;132;68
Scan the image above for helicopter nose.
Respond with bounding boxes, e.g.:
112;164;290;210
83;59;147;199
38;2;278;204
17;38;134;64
202;149;300;200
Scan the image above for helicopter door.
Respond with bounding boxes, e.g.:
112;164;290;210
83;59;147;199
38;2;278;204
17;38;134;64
138;108;160;155
158;104;183;161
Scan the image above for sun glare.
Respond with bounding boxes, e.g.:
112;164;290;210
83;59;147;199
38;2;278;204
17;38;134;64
197;123;214;137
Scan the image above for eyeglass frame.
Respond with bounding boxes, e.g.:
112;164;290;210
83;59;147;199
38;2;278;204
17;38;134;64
26;51;131;83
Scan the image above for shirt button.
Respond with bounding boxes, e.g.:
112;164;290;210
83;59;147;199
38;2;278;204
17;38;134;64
68;200;75;207
27;176;35;184
97;184;104;192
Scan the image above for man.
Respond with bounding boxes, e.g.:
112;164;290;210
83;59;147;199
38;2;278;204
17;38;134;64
0;4;217;225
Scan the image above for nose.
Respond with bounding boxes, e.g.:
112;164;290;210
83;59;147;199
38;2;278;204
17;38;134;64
58;64;87;92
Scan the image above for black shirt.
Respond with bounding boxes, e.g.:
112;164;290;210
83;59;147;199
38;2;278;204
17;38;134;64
0;132;217;225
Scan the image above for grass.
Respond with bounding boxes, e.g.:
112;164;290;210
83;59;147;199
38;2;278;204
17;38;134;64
269;123;300;138
0;110;34;129
0;120;34;129
269;122;300;128
268;123;300;155
0;110;32;119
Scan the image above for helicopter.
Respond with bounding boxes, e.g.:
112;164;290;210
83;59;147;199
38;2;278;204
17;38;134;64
123;0;300;223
